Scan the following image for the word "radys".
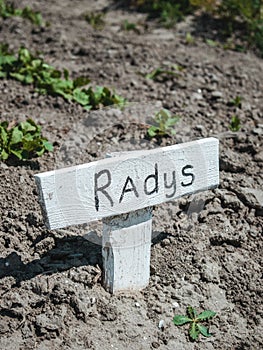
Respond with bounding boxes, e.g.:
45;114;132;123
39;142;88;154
94;163;195;211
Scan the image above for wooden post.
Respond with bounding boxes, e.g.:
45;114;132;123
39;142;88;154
102;208;152;293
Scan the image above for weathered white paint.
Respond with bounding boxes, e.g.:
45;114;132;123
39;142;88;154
35;137;219;230
102;208;152;293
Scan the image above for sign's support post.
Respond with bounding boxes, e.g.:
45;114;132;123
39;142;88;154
102;207;152;293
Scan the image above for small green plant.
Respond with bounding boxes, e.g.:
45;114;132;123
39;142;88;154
173;305;216;341
122;19;140;33
144;64;183;81
147;108;180;138
0;0;43;25
229;115;241;131
185;32;195;44
205;38;219;47
128;1;193;28
229;95;242;107
0;45;125;110
0;119;53;161
84;11;105;30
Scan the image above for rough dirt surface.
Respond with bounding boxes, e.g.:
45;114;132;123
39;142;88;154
0;1;262;349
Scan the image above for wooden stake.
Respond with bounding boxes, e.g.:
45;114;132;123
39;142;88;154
102;207;152;293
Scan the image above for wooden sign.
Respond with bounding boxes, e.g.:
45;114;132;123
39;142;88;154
35;137;219;293
35;138;219;229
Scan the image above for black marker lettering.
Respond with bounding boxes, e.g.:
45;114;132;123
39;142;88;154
119;176;139;203
144;163;159;195
94;169;113;211
164;171;176;198
181;165;195;187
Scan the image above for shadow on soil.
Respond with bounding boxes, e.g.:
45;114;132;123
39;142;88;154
0;235;102;284
0;231;170;284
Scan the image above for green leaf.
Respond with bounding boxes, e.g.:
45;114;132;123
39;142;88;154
0;149;9;160
10;127;23;144
73;88;90;106
11;149;23;159
18;47;32;64
147;126;158;137
206;39;218;47
0;125;8;145
22;133;34;142
166;116;180;126
229;115;241;132
197;324;212;338
197;310;216;321
189;322;200;341
0;54;16;66
63;69;69;80
36;148;45;156
42;139;53;152
0;71;7;78
173;315;192;326
73;76;90;89
20;120;37;133
187;306;197;319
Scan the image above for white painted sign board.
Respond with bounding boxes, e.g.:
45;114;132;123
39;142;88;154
35;138;219;229
35;137;219;293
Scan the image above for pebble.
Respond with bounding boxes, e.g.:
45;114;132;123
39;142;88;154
254;151;263;162
158;319;164;329
211;91;223;99
172;301;180;308
240;188;263;209
252;128;263;135
191;92;203;100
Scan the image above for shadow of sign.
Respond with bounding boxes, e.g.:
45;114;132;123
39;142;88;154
0;235;102;284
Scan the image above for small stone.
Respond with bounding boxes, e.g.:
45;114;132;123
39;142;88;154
201;260;220;283
0;162;8;169
211;91;223;99
210;74;219;83
158;319;164;329
241;102;252;111
239;188;263;209
152;342;160;348
172;301;180;308
254;151;263;162
205;84;216;92
191;92;203;101
252;128;263;135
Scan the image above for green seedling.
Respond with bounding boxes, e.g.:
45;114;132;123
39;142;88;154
0;45;125;110
0;119;53;161
229;115;241;131
185;32;195;44
147;108;180;138
84;11;105;30
0;0;43;25
206;38;219;47
173;305;216;341
229;95;242;108
122;20;140;33
145;64;182;81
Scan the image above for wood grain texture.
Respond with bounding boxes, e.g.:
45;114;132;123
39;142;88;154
35;138;219;229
